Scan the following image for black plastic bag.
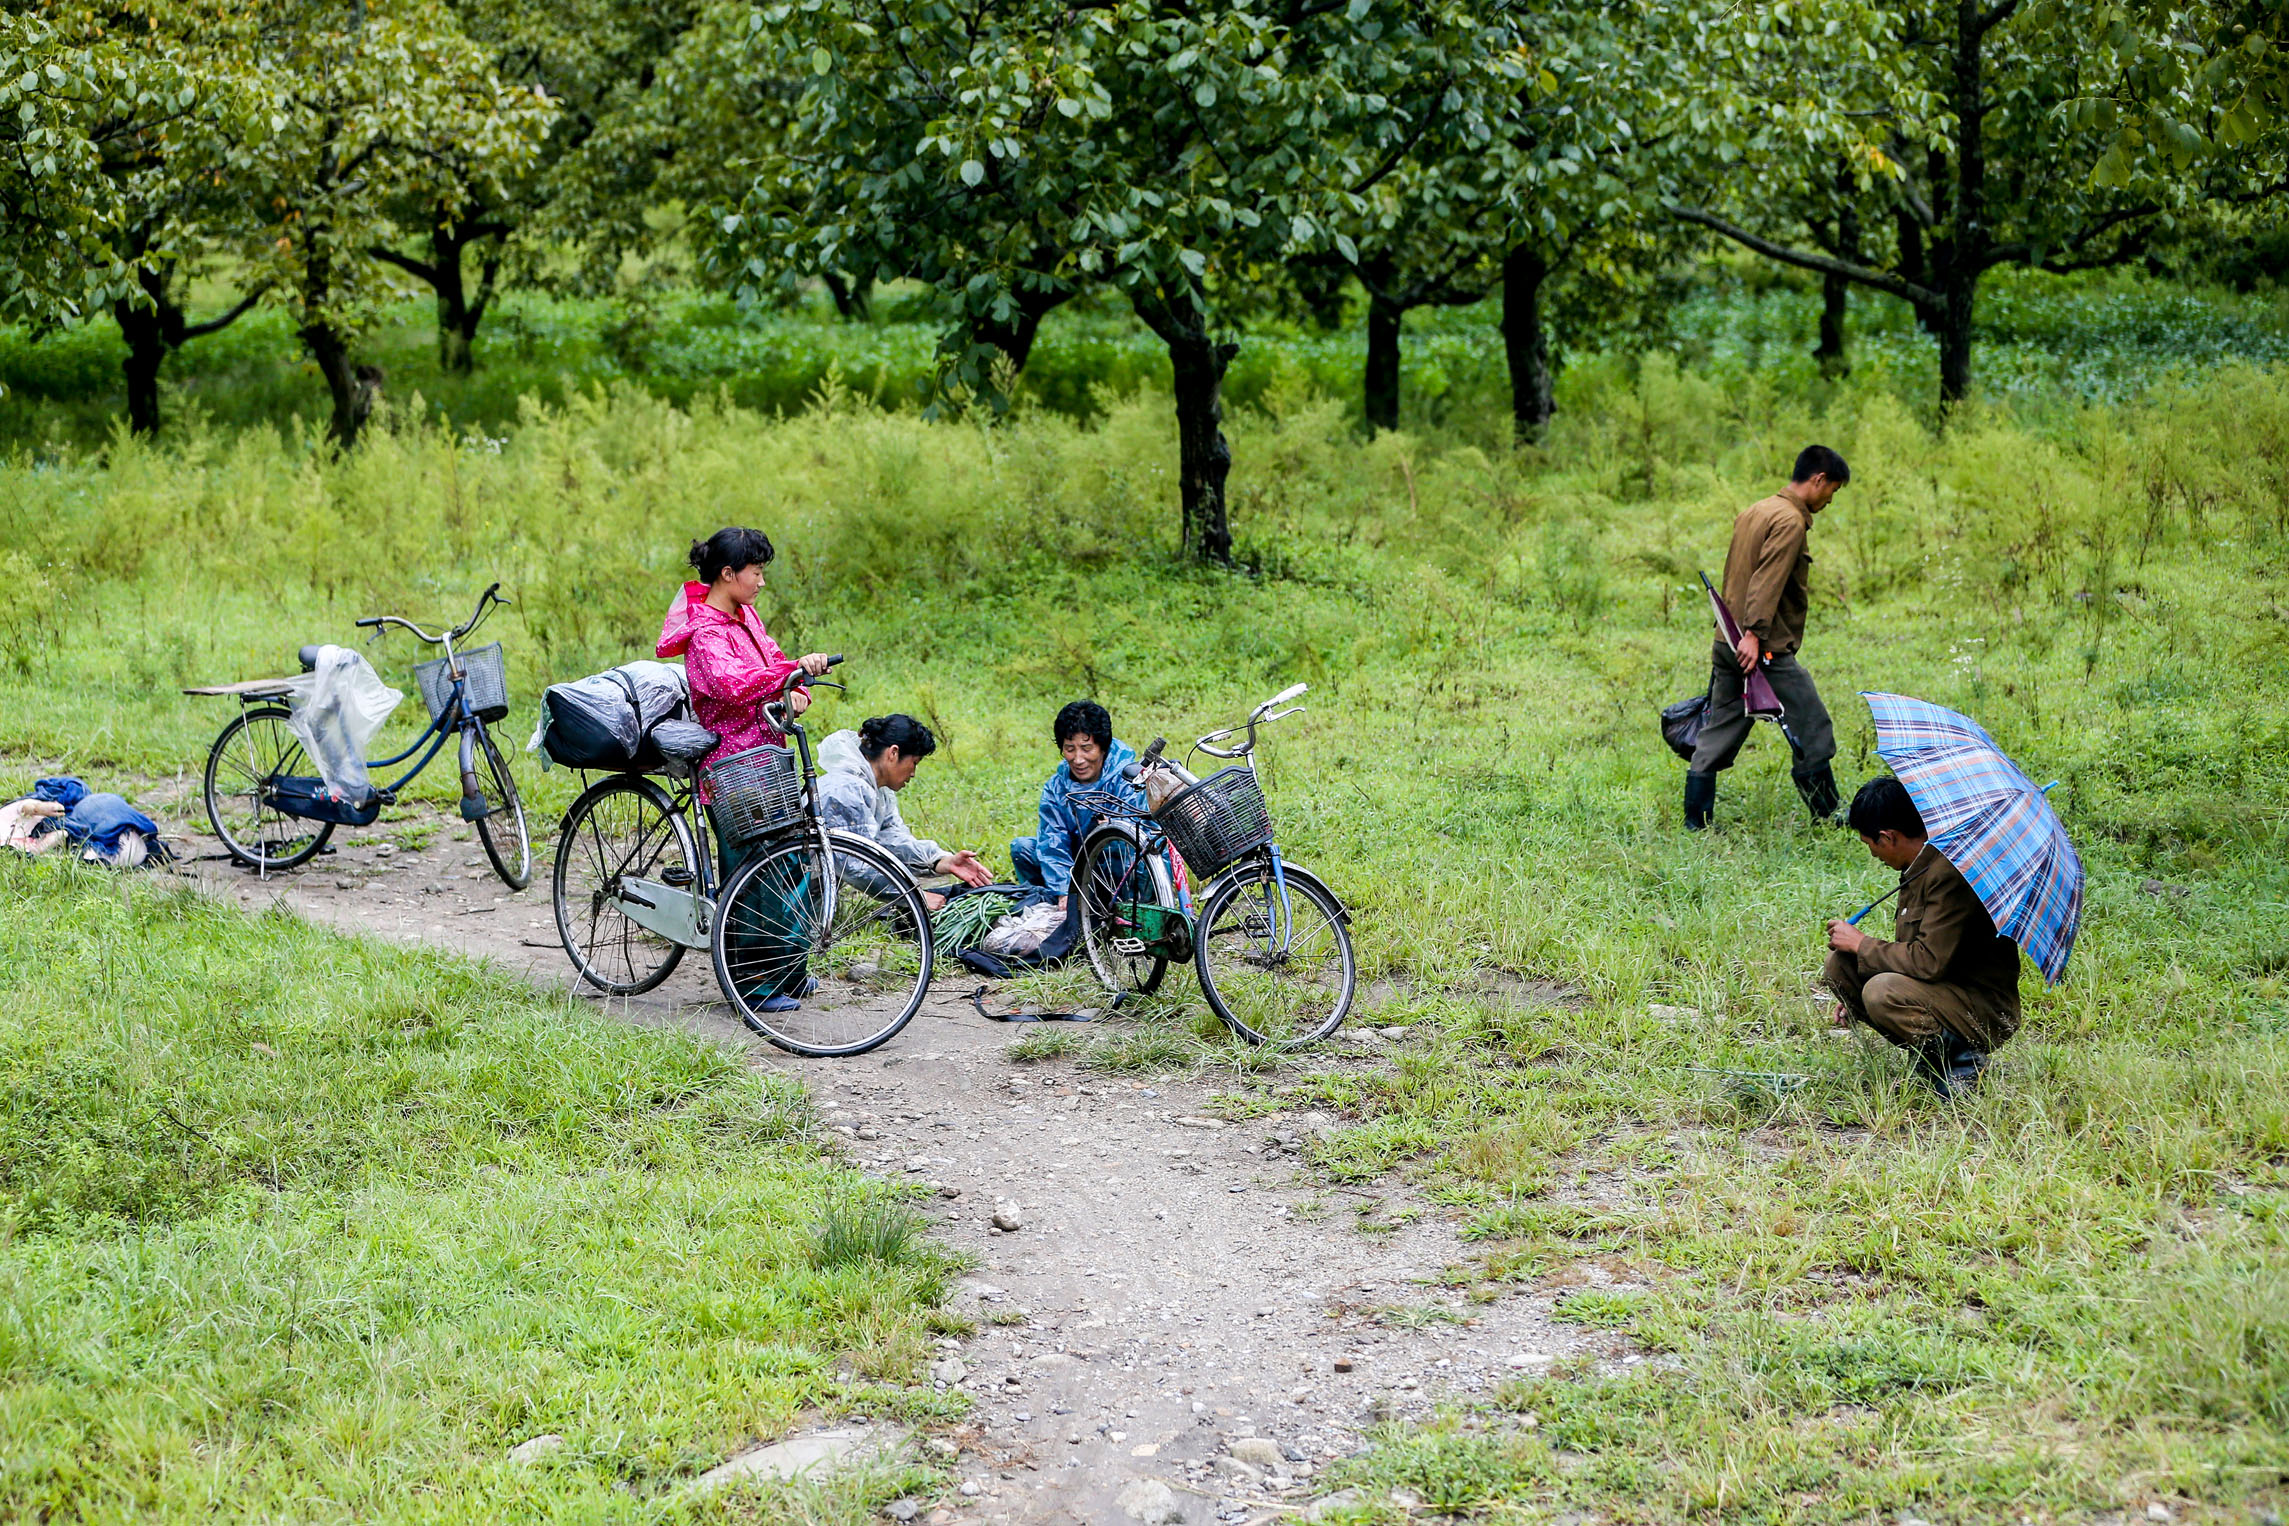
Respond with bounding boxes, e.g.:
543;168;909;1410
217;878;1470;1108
1661;692;1710;763
268;776;385;827
539;661;689;771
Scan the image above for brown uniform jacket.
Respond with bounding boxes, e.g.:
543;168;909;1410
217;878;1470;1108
1720;489;1816;656
1856;847;2023;1037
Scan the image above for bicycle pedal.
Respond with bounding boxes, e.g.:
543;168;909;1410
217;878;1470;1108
661;866;695;888
458;795;492;822
1112;937;1147;956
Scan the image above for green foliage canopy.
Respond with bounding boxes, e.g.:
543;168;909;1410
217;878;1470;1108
725;0;1530;558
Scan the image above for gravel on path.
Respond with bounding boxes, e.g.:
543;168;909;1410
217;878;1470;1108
153;799;1607;1524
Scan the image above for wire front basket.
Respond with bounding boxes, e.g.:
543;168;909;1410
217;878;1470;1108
706;744;807;846
412;642;509;724
1153;766;1274;880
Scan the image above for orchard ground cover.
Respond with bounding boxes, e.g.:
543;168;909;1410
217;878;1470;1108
4;266;2287;455
2;354;2287;1521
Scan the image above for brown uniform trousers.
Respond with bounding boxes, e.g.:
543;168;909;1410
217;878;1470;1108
1824;847;2023;1054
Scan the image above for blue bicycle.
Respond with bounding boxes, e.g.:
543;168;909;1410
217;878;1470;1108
193;583;530;886
1070;684;1355;1046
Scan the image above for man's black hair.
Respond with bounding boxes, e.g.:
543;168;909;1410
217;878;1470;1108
1792;445;1850;486
1848;776;1925;839
857;714;937;761
1053;700;1112;750
688;526;776;583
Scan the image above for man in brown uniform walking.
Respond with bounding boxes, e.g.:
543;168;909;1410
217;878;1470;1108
1824;777;2022;1097
1684;444;1849;829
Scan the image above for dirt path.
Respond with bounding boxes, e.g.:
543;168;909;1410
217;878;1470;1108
149;794;1619;1524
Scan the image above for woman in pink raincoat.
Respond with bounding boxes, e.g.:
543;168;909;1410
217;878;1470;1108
661;526;833;1016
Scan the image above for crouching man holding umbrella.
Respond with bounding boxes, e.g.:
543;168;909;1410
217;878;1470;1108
1824;692;2086;1098
1824;777;2022;1097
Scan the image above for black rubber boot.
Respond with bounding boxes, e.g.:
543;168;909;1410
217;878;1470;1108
1683;771;1717;831
1909;1035;1952;1093
1939;1031;1989;1097
1793;762;1843;823
1914;1031;1989;1098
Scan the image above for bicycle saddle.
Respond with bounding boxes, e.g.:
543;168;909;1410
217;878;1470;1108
297;644;323;673
647;721;719;764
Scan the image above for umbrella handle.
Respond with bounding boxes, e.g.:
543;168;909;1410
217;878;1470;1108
1846;885;1900;926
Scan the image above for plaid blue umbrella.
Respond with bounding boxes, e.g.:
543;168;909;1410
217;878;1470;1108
1861;692;2084;984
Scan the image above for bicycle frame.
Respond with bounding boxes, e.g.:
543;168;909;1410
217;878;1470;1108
597;660;846;953
239;643;487;810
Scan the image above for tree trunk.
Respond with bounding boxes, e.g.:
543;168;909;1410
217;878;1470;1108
373;216;506;375
1936;285;1975;405
1814;272;1850;378
1169;333;1238;562
432;225;473;374
1501;244;1553;443
115;294;169;437
823;271;873;323
977;307;1046;372
1131;285;1236;563
301;320;372;447
1363;275;1402;434
1939;0;1990;409
977;284;1071;374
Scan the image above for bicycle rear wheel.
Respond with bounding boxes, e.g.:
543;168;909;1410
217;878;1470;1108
554;774;696;995
712;833;933;1057
202;706;333;871
470;725;531;888
1195;860;1355;1046
1076;824;1176;996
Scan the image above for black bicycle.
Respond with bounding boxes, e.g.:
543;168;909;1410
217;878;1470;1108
193;583;529;886
1071;684;1355;1046
548;658;938;1057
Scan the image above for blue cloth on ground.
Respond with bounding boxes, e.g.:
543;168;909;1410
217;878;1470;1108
33;777;89;811
29;776;163;859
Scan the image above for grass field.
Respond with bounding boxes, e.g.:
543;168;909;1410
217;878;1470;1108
4;332;2287;1519
0;864;956;1521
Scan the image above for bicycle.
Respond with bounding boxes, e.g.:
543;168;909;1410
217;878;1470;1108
549;658;938;1058
1070;683;1356;1046
193;583;531;887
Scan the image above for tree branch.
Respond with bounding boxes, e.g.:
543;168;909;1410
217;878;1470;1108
1667;203;1939;309
368;246;441;285
179;287;267;341
1977;0;2023;35
1979;201;2159;273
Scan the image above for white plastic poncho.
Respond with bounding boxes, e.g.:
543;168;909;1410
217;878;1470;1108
286;646;403;801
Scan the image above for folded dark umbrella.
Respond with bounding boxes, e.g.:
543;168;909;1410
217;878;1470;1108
1700;571;1796;746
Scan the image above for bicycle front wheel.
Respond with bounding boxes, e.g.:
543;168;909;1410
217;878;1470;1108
554;774;697;995
1195;860;1356;1047
712;833;933;1057
470;725;531;889
1076;824;1175;997
202;706;333;871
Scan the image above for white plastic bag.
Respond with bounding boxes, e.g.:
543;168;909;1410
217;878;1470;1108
977;901;1065;958
286;646;403;801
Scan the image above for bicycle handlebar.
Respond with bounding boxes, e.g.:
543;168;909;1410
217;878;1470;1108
1192;683;1308;761
763;654;845;734
356;583;508;647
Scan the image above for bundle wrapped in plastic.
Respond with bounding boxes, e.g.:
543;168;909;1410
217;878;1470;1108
529;660;693;771
285;646;403;802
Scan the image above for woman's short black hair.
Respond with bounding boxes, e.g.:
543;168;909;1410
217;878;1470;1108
1847;776;1925;839
1054;700;1112;750
858;714;937;761
688;526;776;584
